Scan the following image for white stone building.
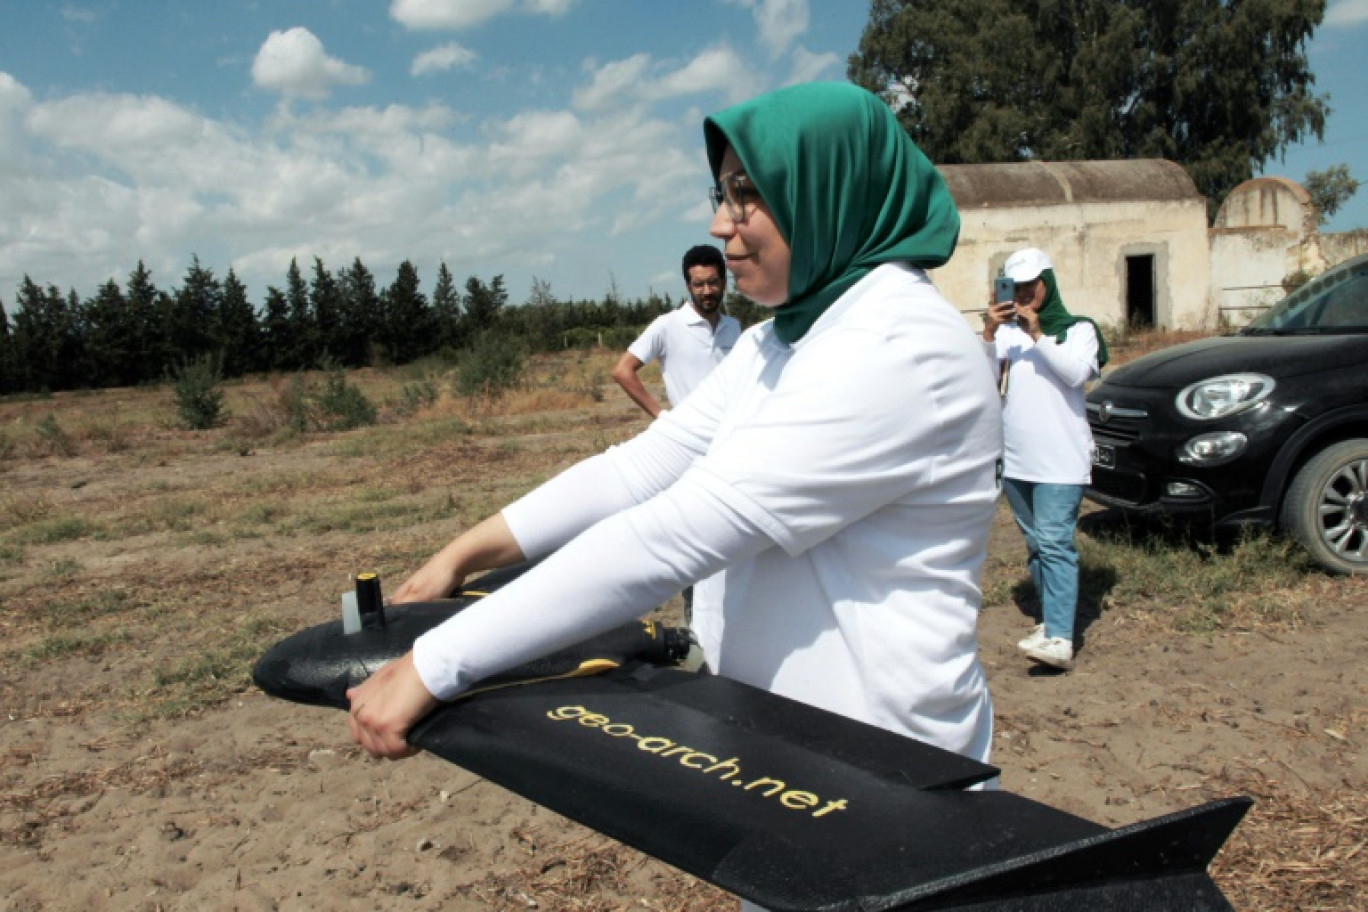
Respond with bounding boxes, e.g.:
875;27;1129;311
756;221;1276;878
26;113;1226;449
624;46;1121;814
930;159;1367;331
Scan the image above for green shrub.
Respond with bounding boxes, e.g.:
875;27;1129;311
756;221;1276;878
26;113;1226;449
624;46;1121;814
314;363;377;430
393;378;439;417
170;354;226;430
457;331;526;397
35;413;78;456
274;362;377;433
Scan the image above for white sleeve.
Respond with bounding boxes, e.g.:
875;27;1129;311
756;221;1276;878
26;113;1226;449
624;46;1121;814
503;419;703;559
983;337;1002;380
413;472;775;699
1033;324;1099;388
626;314;666;365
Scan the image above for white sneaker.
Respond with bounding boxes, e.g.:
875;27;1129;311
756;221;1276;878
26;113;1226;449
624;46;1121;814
1022;637;1074;671
1017;624;1046;651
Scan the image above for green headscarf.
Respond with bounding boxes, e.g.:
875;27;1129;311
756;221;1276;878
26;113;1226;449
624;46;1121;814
1037;269;1110;368
704;82;960;345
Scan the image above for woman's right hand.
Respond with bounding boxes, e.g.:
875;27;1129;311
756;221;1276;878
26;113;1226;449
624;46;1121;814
389;551;467;604
388;512;525;605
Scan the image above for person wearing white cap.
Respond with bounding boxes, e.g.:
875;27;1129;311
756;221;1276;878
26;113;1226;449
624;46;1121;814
982;248;1109;670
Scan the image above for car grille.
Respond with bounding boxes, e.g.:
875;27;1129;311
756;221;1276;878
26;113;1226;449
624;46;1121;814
1086;401;1148;443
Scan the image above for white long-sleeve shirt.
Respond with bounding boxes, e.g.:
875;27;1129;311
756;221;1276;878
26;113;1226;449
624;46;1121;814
414;263;1003;761
990;322;1099;484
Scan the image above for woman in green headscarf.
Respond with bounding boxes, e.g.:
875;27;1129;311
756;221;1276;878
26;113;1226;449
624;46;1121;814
983;247;1106;672
348;84;1002;807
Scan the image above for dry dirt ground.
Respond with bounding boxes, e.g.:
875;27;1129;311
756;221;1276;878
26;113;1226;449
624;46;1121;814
1;361;1364;911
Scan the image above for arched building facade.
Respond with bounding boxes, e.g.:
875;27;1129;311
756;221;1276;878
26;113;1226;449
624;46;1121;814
930;159;1367;331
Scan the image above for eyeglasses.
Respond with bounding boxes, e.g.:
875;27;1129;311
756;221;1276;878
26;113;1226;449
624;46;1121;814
709;171;762;222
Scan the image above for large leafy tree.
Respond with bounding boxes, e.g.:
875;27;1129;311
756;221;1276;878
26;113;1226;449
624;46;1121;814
1303;164;1359;225
849;0;1330;211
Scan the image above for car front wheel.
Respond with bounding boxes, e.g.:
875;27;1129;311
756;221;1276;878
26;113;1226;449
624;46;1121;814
1280;439;1368;575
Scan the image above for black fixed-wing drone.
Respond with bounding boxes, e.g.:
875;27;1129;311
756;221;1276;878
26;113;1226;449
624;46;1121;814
255;564;1248;912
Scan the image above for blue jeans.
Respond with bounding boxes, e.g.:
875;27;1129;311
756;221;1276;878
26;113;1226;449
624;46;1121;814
1002;479;1082;642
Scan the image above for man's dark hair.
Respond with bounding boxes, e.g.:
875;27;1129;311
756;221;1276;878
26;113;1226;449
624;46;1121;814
682;245;726;284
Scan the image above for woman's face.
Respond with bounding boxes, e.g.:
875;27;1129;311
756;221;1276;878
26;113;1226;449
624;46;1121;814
710;146;791;308
1014;277;1047;312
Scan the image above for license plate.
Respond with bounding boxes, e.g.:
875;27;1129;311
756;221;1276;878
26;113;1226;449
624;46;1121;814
1092;444;1116;469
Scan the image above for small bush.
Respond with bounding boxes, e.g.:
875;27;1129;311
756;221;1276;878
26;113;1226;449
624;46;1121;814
35;413;78;456
457;331;527;397
394;378;440;417
314;363;377;430
263;362;378;433
171;354;227;430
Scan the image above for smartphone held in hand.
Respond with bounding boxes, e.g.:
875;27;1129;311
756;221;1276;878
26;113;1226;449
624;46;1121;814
994;276;1015;304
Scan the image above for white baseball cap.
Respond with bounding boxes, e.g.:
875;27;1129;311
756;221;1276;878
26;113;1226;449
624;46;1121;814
1003;248;1052;283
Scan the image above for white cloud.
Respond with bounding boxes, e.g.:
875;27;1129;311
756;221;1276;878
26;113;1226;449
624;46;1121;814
572;54;652;111
411;41;478;75
392;0;512;30
525;0;577;15
653;47;759;103
573;47;761;112
725;0;809;58
391;0;576;30
251;27;369;99
0;72;35;163
1326;0;1368;26
0;68;706;311
59;5;97;25
783;46;840;86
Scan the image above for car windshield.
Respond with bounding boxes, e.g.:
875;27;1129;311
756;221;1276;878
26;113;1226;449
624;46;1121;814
1244;256;1368;335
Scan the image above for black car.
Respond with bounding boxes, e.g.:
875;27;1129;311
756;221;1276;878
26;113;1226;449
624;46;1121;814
1085;251;1368;574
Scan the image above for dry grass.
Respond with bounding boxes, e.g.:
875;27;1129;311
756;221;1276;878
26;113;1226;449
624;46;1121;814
1207;768;1368;911
1;337;1362;909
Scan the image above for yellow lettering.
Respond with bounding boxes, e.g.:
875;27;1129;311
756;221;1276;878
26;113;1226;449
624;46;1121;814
745;777;786;797
547;705;587;721
704;757;741;780
636;736;675;754
541;704;849;822
813;798;849;818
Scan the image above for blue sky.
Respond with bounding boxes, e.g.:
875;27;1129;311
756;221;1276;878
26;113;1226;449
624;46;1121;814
1;0;1364;312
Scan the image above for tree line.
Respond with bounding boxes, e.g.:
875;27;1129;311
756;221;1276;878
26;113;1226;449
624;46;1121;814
0;257;759;396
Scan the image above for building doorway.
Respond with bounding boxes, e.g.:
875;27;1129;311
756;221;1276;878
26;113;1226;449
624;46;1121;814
1126;255;1156;327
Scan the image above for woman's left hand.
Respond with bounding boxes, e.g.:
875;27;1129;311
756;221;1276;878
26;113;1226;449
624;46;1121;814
346;651;439;760
1014;305;1041;337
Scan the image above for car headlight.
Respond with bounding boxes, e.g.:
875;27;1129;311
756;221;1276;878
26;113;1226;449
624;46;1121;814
1175;373;1275;420
1178;431;1249;466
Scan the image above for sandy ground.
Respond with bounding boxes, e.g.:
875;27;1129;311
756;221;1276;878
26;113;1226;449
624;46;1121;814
1;384;1364;912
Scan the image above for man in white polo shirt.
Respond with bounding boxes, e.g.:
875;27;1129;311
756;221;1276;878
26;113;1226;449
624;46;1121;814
612;245;741;418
